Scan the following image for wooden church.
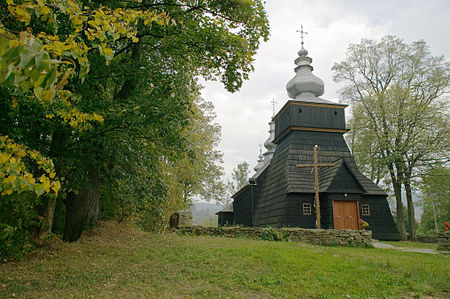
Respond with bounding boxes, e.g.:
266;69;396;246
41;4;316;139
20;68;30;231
231;34;400;240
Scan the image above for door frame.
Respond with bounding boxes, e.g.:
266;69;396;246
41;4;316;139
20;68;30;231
332;200;360;230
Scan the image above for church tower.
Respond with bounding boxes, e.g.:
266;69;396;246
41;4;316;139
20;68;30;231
232;28;400;240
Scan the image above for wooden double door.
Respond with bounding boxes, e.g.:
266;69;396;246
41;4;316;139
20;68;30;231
332;200;360;230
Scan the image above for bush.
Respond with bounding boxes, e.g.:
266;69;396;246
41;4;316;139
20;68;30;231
0;193;42;260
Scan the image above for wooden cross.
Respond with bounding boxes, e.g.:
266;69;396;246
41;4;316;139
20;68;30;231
296;24;308;46
296;145;334;229
271;98;277;117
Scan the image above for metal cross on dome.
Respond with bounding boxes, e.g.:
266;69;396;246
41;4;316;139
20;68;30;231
296;24;308;46
271;98;277;117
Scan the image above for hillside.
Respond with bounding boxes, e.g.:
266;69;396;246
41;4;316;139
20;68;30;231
0;222;448;298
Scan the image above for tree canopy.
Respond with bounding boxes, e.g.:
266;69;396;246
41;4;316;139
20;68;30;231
226;161;250;201
0;0;269;258
333;36;450;240
417;165;450;235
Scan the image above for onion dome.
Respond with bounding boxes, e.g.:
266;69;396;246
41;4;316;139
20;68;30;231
254;146;265;172
263;120;276;163
286;46;324;99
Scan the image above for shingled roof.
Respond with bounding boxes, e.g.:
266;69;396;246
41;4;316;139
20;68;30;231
268;130;386;196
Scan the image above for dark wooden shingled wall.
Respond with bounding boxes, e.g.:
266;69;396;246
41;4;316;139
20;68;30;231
360;195;400;240
252;147;289;227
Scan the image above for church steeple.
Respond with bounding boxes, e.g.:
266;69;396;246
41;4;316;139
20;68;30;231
286;25;324;99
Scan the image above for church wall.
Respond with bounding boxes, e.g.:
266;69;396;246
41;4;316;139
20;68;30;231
360;195;400;240
217;212;234;227
283;193;316;228
275;104;346;139
232;188;252;227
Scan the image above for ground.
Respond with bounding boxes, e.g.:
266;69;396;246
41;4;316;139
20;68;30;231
0;222;448;298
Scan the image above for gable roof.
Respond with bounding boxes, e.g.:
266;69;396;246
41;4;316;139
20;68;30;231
318;158;365;193
278;131;386;195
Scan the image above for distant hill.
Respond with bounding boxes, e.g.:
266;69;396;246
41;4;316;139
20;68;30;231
191;202;224;226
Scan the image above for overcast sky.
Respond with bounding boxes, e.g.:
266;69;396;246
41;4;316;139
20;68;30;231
200;0;450;182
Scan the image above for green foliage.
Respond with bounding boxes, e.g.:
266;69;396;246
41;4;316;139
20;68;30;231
165;97;226;205
226;161;250;199
258;227;282;241
1;0;269;251
417;165;450;235
0;193;41;260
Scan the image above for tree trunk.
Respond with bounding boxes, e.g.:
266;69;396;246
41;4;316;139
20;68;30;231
388;165;407;240
37;130;66;240
37;196;57;240
63;172;101;242
404;176;417;241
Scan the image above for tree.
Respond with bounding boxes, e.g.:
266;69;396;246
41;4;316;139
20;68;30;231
226;161;250;200
333;36;450;241
167;97;226;205
1;0;269;250
417;165;450;235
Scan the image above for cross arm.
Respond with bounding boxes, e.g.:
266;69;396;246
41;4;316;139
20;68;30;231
296;163;335;168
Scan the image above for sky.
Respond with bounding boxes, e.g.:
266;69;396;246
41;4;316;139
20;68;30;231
200;0;450;182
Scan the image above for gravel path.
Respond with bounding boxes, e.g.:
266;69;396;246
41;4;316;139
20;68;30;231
371;241;440;254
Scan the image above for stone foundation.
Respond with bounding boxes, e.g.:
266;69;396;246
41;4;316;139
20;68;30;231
175;226;372;247
437;232;450;251
416;235;438;243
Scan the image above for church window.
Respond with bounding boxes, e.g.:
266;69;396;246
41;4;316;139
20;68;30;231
299;108;302;113
334;110;338;116
362;204;370;216
303;203;312;215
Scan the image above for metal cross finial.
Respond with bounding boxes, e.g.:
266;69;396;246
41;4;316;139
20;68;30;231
271;98;277;117
296;24;308;46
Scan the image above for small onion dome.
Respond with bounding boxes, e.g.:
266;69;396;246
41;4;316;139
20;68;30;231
286;46;324;99
254;150;265;172
263;121;276;152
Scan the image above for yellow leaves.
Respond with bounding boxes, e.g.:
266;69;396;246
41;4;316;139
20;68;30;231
0;136;60;197
11;98;18;108
1;189;13;196
51;180;61;194
5;175;16;184
8;5;32;25
56;109;104;132
29;150;38;159
39;175;51;193
45;113;55;119
0;153;11;164
92;113;104;123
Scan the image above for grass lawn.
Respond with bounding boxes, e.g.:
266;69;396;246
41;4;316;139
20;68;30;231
0;222;449;298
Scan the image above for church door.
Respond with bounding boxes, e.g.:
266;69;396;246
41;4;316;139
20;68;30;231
332;201;360;230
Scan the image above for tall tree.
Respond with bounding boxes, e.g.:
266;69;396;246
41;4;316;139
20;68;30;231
1;0;269;247
417;165;450;235
333;36;450;241
226;161;250;200
167;97;226;205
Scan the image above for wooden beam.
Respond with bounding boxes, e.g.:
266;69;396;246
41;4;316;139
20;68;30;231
295;145;336;229
313;145;320;229
297;163;335;168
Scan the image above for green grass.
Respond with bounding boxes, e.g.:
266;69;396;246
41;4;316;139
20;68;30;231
380;241;439;250
0;222;449;298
